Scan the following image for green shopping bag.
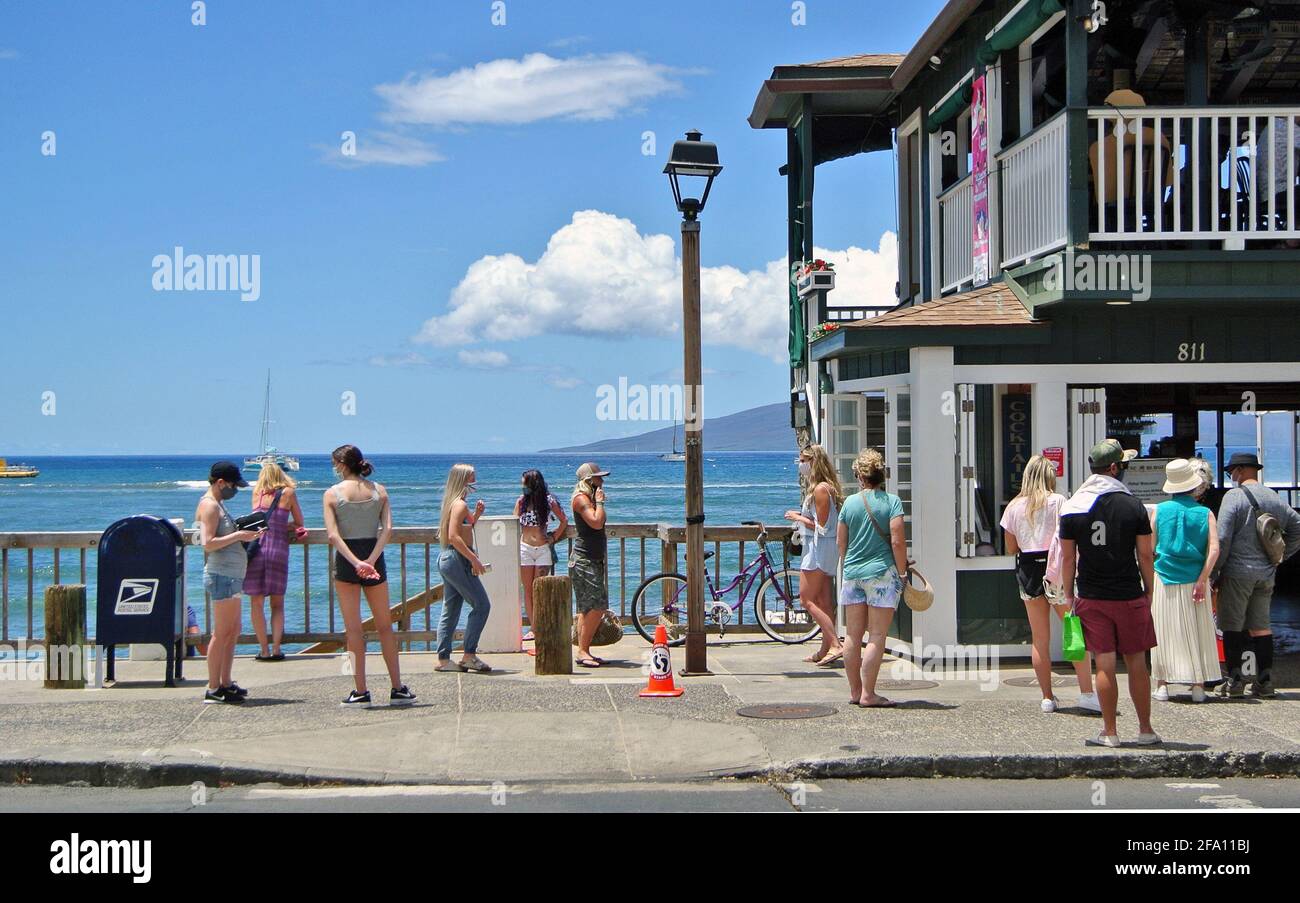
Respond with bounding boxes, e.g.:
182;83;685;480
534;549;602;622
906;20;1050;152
1062;612;1086;662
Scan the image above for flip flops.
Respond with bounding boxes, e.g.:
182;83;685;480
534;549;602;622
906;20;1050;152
577;657;602;668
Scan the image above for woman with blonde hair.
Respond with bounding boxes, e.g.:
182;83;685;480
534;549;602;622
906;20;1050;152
784;444;845;665
245;461;308;662
324;445;415;706
436;462;493;673
837;448;909;707
1000;454;1098;713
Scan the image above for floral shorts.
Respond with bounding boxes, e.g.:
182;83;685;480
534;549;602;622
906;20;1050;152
840;570;903;609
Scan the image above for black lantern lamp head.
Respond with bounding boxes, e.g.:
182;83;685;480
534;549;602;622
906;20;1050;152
664;129;722;221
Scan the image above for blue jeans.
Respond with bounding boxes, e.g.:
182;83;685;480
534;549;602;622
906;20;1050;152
437;548;491;658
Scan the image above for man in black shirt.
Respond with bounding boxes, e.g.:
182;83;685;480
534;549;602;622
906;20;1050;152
1060;439;1158;748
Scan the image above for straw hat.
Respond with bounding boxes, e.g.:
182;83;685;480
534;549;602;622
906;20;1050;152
1162;459;1202;495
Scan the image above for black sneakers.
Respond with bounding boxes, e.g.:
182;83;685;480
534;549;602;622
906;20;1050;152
203;686;245;705
390;685;417;706
224;683;249;698
342;689;373;708
1251;680;1277;699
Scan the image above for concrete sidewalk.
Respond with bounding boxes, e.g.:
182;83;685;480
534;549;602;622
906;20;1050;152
2;637;1299;787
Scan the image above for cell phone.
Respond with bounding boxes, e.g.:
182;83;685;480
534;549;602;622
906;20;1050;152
480;563;493;574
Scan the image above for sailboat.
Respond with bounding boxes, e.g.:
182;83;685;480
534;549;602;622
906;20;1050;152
660;419;686;462
244;372;300;473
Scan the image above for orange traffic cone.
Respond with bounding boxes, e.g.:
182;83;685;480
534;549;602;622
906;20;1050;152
639;624;684;698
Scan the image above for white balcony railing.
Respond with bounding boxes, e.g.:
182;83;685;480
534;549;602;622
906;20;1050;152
998;111;1068;267
938;175;973;292
1089;106;1300;241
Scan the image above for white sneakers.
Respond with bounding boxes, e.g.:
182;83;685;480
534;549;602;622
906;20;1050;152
1041;696;1058;713
1076;692;1102;713
1152;685;1170;702
1190;685;1207;703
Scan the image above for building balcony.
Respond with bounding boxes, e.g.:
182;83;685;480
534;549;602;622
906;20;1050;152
937;105;1300;294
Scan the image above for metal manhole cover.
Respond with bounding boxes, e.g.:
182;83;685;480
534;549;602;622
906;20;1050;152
1003;675;1077;688
736;703;837;720
875;679;939;690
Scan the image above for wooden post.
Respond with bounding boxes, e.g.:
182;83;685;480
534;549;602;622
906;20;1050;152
532;575;573;675
44;584;87;689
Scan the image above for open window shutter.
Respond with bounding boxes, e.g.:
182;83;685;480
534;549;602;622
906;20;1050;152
1068;387;1108;493
826;394;866;490
957;383;977;557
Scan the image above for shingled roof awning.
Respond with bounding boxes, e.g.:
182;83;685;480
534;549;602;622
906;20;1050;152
809;282;1051;360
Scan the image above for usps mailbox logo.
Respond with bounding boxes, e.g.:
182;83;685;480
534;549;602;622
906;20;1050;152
115;578;159;615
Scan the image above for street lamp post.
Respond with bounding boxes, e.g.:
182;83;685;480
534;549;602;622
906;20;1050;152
664;130;721;677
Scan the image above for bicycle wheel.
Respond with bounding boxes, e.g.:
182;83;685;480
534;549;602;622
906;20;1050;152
754;568;821;644
630;572;689;647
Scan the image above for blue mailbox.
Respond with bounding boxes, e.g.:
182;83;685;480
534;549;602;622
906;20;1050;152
96;515;187;686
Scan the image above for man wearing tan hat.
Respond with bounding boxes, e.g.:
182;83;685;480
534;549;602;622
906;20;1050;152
1059;439;1160;747
570;462;612;668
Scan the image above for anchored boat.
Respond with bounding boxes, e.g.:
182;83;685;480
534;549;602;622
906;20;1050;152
243;372;299;473
0;458;39;479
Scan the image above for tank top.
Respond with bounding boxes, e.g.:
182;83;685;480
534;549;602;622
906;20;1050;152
333;484;383;540
572;493;606;560
204;498;248;579
1154;494;1210;585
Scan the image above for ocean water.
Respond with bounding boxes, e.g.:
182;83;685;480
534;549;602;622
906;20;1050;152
0;453;801;646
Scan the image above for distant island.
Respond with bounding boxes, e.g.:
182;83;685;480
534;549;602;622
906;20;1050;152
539;402;792;453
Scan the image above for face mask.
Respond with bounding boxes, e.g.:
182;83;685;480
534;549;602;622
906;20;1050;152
798;461;811;477
220;485;238;501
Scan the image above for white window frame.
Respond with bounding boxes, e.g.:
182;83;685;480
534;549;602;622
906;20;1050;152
1068;387;1108;493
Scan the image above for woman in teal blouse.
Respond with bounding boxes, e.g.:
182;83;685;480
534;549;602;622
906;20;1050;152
1148;459;1220;703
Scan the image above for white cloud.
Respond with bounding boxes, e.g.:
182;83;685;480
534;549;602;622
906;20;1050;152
321;131;443;168
548;375;583;389
457;349;511;368
369;352;430;367
376;53;681;126
0;49;19;61
414;210;898;362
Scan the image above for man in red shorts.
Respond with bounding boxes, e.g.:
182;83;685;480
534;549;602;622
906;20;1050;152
1059;439;1160;748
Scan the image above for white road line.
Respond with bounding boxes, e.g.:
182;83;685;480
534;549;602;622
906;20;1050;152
1165;783;1222;791
1196;794;1258;809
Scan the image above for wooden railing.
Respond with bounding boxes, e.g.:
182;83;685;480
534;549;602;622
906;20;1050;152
0;523;796;648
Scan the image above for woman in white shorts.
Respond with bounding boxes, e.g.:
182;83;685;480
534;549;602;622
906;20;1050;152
836;449;910;708
515;469;568;642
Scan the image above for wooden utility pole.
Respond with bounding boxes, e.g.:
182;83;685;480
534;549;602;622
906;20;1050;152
44;584;87;689
532;575;573;675
681;218;710;676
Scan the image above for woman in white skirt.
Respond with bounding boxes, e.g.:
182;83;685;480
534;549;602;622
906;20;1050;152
1149;459;1220;703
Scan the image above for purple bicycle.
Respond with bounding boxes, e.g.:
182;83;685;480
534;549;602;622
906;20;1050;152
629;521;816;647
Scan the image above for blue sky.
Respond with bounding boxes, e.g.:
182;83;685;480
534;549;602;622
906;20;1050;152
0;0;945;455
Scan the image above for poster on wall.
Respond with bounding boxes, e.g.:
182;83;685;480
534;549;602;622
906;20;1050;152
971;73;990;286
1125;458;1175;504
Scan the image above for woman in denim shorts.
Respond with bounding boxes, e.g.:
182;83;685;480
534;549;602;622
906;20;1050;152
195;461;261;705
836;449;909;708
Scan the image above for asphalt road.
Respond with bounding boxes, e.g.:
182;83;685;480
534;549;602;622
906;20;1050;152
2;778;1297;812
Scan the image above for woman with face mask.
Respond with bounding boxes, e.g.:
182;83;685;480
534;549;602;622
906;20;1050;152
195;461;261;704
436;463;493;673
784;445;845;666
323;445;416;707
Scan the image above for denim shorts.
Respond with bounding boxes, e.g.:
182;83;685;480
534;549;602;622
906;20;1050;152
204;572;244;600
840;570;903;608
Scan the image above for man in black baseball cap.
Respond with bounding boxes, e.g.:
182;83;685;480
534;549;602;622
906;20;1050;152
209;461;249;488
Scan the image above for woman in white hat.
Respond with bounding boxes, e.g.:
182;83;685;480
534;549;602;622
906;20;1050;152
1148;459;1220;703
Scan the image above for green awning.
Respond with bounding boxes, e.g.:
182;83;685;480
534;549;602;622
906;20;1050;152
927;80;973;132
977;0;1064;65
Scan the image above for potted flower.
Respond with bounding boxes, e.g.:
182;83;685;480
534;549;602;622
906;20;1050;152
795;259;836;298
809;322;841;344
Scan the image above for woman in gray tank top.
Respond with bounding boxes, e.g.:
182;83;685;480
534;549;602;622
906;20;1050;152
195;461;261;705
323;445;416;708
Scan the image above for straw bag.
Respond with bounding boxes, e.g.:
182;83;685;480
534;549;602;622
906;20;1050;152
864;494;933;612
572;611;624;647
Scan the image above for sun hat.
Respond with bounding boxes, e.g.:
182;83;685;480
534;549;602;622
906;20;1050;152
1088;438;1138;468
1162;459;1202;495
576;462;610;481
